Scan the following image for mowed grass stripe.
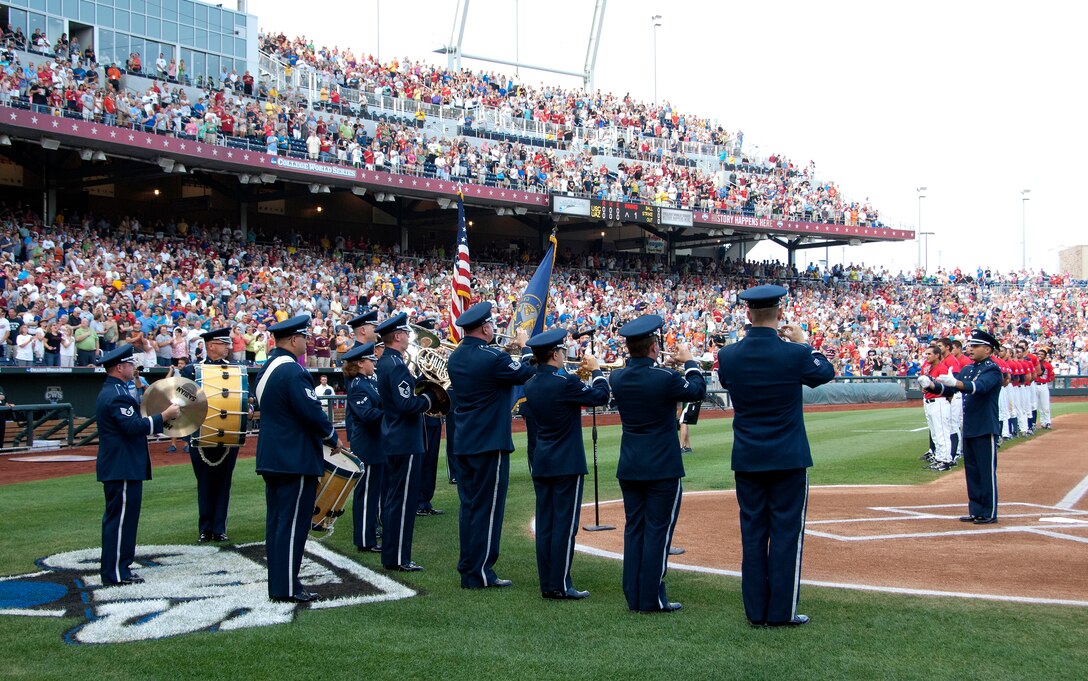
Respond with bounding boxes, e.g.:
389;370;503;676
0;404;1085;680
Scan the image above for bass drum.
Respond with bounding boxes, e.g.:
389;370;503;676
193;364;249;448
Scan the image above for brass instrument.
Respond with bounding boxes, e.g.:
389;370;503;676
566;356;625;381
405;324;455;416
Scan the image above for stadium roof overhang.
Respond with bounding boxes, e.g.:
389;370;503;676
0;109;913;250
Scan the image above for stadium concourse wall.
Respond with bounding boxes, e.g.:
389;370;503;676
4;368;1087;418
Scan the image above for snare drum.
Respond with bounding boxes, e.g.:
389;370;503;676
312;447;363;532
194;364;249;449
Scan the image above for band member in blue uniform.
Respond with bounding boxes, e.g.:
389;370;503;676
918;329;1004;524
255;315;343;603
447;302;533;589
523;328;611;600
342;342;386;553
717;284;834;627
374;312;441;572
414;317;445;517
347;308;378;350
96;344;180;585
180;327;242;543
610;315;706;613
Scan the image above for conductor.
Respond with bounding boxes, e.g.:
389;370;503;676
254;315;344;603
717;285;834;627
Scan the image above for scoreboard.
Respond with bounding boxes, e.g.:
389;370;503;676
551;196;692;228
590;199;659;224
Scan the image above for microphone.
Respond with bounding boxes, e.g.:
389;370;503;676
573;328;596;339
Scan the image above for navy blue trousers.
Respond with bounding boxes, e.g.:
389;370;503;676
445;414;458;483
963;434;999;521
352;461;386;550
533;474;583;594
618;478;682;612
100;480;143;584
456;451;510;588
263;474;317;599
381;453;422;568
417;418;442;511
190;445;238;536
734;468;808;624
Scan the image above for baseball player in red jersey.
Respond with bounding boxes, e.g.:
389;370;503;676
994;350;1013;439
1022;344;1041;430
919;345;953;470
937;338;962;460
1035;348;1054;429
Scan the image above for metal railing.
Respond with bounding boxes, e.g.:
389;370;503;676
6;403;76;449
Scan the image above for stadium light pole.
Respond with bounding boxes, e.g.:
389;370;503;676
920;231;935;272
652;15;662;104
1021;189;1031;270
916;187;926;271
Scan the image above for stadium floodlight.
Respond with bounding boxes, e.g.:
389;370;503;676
259;173;277;184
79;149;93;161
321;185;331;193
513;207;528;215
92;150;107;161
849;238;862;247
436;197;452;209
157;157;175;172
0;134;11;146
173;164;187;174
1021;189;1031;270
309;183;321;193
721;229;734;236
239;174;251;184
40;138;61;150
352;187;368;197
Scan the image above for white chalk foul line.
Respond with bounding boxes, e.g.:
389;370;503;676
573;543;1088;608
1057;474;1088;510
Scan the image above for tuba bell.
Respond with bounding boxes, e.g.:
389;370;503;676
405;324;455;417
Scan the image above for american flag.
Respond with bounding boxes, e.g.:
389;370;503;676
449;194;471;341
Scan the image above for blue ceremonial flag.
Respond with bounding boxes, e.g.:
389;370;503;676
509;231;557;413
509;231;558;339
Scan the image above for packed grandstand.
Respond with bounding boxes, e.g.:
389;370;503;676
0;27;1085;378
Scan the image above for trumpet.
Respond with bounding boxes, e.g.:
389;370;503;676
565;355;625;381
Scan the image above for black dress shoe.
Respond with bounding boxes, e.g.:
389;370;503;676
294;590;320;602
384;562;424;572
767;614;810;627
357;545;383;553
198;532;211;543
426;508;444;515
121;574;145;585
488;578;513;587
213;533;229;542
668;546;686;555
972;517;998;525
542;588;589;600
959;515;979;522
640;602;682;613
748;620;768;628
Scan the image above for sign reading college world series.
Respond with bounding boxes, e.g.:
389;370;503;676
268;156;358;179
0;542;415;644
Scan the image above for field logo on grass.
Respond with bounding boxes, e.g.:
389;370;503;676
0;542;415;644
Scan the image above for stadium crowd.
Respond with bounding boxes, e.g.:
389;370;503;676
0;31;880;226
2;203;1086;379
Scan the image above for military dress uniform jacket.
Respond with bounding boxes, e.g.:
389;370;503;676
96;376;165;481
254;347;337;477
447;337;536;455
717;328;835;472
610;358;706;481
930;357;1002;436
345;375;386;464
523;365;611;478
375;347;432;456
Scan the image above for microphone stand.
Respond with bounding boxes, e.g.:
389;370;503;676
580;329;614;532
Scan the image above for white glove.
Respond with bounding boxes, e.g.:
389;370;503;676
917;375;933;390
935;374;957;387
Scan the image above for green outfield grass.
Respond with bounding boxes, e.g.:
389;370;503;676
2;404;1087;680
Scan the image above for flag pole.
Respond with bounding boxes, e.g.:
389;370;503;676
582;327;614;532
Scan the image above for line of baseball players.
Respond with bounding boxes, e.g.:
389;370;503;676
920;337;1054;470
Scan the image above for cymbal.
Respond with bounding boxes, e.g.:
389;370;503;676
141;377;208;438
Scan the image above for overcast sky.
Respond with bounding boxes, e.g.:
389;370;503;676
250;0;1085;274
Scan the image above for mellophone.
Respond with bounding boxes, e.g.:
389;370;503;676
312;445;363;534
